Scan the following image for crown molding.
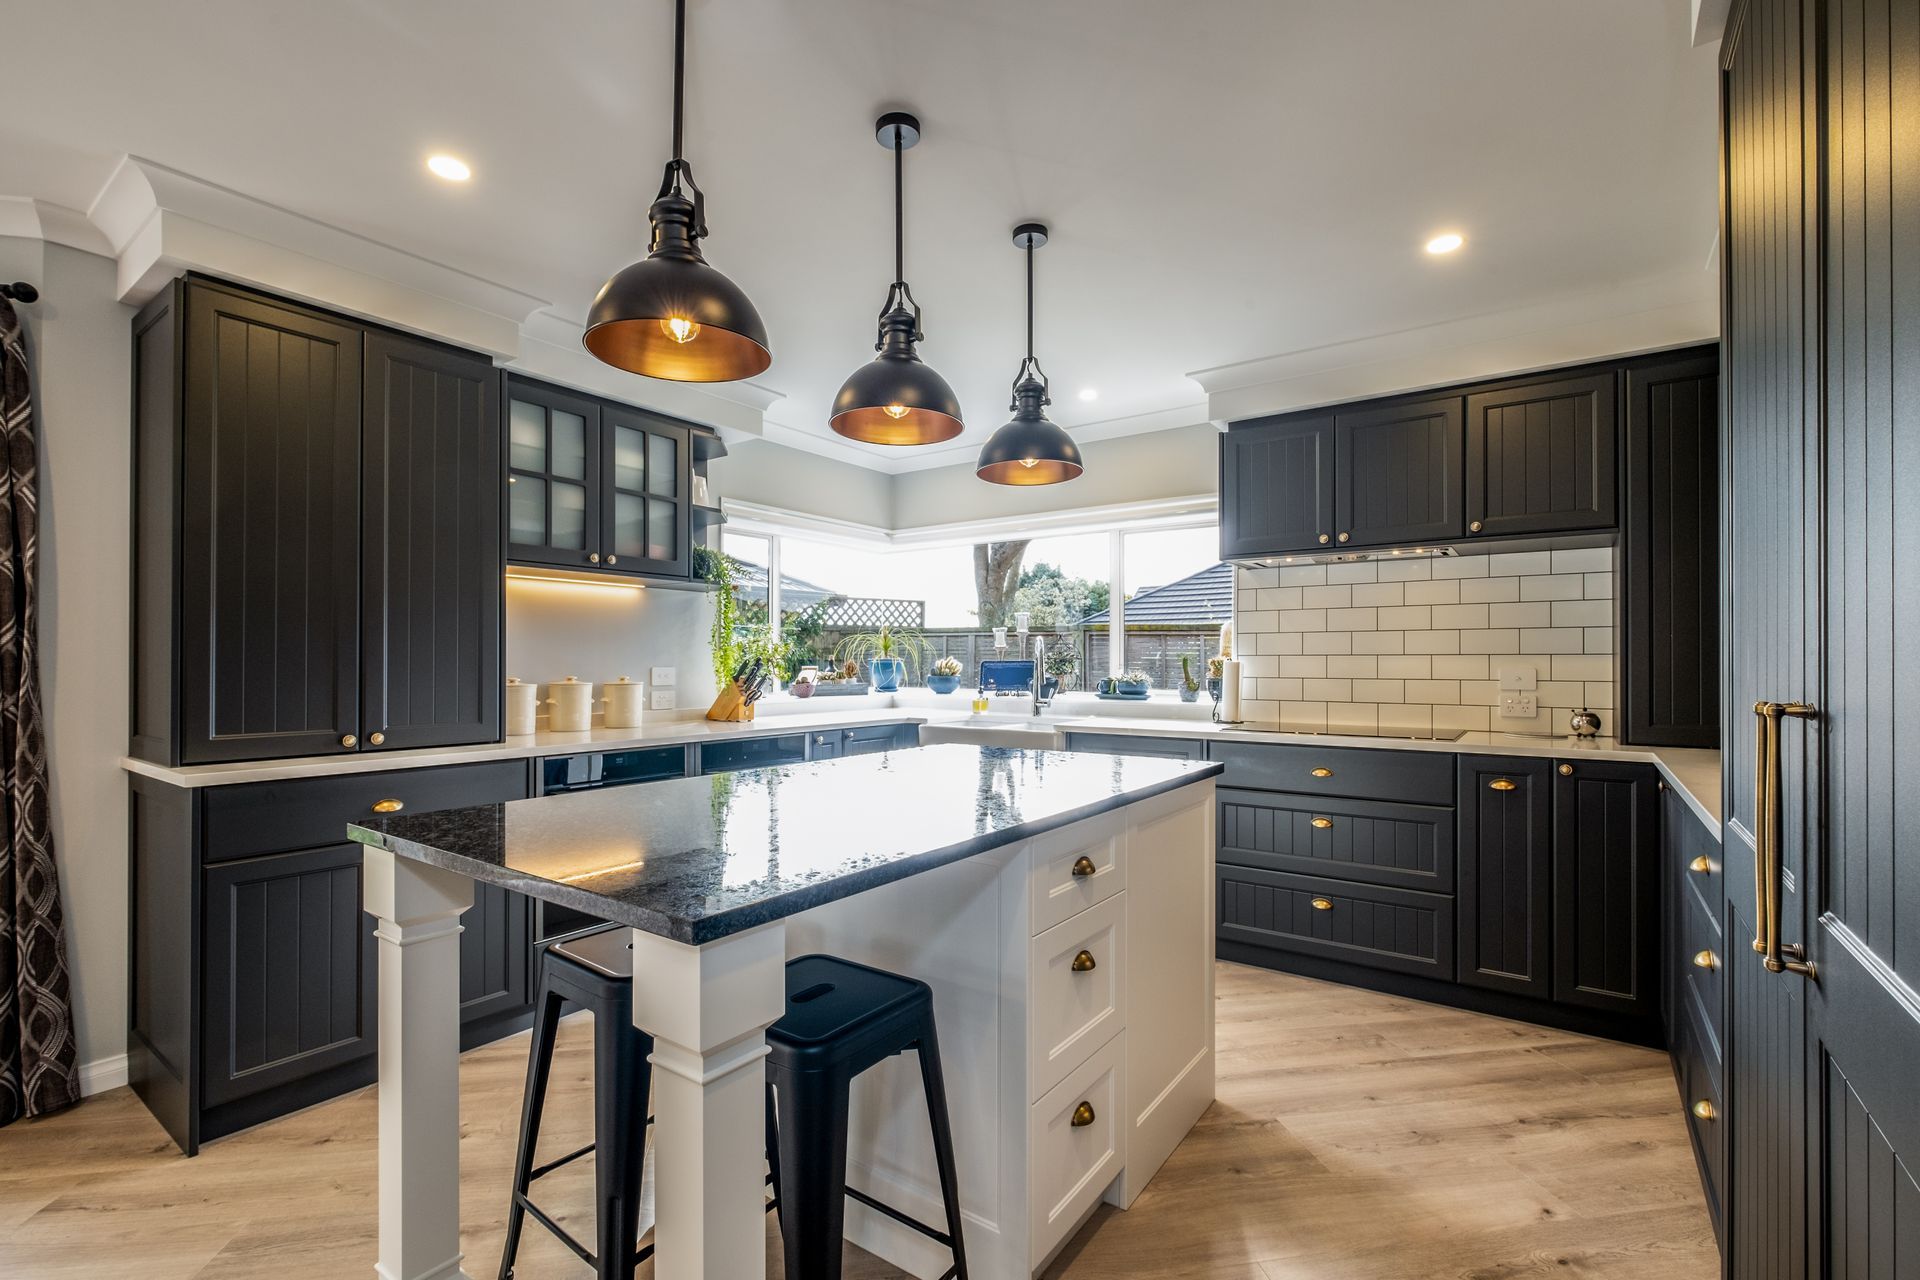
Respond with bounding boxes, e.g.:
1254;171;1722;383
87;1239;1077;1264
1189;267;1718;425
0;198;115;256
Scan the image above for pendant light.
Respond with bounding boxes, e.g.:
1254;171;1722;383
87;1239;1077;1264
830;112;965;445
583;0;771;382
976;223;1083;485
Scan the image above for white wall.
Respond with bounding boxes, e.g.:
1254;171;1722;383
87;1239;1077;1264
0;237;133;1090
505;579;718;727
890;424;1218;531
714;436;896;529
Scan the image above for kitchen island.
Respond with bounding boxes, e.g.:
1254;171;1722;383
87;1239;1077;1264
350;743;1222;1280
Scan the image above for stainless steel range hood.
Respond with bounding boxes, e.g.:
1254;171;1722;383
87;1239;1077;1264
1228;545;1461;569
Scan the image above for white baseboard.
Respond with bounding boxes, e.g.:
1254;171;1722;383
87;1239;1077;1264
79;1052;129;1097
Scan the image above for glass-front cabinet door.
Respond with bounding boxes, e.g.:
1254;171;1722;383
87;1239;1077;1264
506;378;601;568
602;405;689;578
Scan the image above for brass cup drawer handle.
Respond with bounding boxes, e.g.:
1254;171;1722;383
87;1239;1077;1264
1692;1100;1716;1122
371;799;404;814
1309;767;1333;778
1070;1101;1096;1128
1071;949;1097;973
1693;950;1719;971
1558;763;1574;776
1310;897;1334;911
1310;816;1333;830
1489;778;1517;792
1689;855;1712;874
369;731;386;747
1070;855;1097;878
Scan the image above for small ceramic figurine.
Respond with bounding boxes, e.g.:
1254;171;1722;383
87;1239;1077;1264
1570;707;1602;737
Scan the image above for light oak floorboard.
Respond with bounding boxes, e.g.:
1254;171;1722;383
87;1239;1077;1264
0;963;1716;1279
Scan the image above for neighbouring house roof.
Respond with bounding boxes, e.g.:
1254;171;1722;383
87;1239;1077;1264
1080;561;1233;627
729;559;840;610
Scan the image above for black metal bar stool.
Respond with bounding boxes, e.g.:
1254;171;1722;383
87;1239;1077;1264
498;927;654;1279
500;927;783;1279
766;953;969;1280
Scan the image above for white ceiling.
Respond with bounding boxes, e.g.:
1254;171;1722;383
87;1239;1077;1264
1;0;1720;471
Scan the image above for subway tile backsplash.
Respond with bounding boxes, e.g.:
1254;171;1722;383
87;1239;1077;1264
1234;546;1615;735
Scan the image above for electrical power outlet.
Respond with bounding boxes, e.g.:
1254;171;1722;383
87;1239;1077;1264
650;666;676;687
649;689;675;710
1499;693;1538;719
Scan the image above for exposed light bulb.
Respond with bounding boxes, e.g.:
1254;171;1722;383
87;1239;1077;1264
883;403;910;419
1020;457;1040;469
660;316;702;344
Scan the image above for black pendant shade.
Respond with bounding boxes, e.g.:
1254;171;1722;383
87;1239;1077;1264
977;223;1082;485
584;0;771;383
831;112;963;445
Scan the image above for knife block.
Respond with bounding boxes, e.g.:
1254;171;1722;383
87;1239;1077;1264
705;683;755;722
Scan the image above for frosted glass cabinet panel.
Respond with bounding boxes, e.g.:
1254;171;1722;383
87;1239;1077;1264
603;405;688;578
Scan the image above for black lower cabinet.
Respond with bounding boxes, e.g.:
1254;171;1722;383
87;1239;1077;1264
1456;756;1552;999
130;760;536;1154
1552;761;1660;1020
1661;788;1727;1252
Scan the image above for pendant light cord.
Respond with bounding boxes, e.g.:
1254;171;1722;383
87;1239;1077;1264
1026;239;1034;360
671;0;686;163
894;131;905;286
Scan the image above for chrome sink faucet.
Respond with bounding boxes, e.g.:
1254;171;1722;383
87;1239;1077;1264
1032;635;1057;715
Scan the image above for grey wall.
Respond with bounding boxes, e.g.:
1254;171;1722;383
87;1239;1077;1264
714;436;896;528
0;237;134;1087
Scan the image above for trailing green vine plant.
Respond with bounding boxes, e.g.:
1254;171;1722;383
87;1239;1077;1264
694;546;742;689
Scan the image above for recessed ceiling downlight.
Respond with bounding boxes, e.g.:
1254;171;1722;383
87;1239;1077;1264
1425;232;1464;255
1077;388;1099;402
427;154;472;182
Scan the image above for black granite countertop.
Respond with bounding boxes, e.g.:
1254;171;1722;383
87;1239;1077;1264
349;744;1222;944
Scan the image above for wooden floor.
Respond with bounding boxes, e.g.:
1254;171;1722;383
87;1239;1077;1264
0;962;1719;1279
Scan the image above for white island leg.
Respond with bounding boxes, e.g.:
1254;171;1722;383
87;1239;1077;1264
629;922;788;1280
363;848;475;1280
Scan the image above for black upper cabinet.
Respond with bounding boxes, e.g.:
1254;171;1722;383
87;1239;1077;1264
1456;755;1553;999
1333;396;1463;547
506;375;697;580
1622;353;1719;748
602;404;690;578
175;284;364;764
1464;373;1617;539
1552;760;1659;1018
362;333;503;751
133;277;506;766
505;377;602;568
1219;414;1334;558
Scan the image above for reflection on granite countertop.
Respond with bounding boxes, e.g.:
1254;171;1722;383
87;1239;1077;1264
350;743;1222;945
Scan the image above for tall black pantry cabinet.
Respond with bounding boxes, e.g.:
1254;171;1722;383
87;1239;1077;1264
131;277;503;766
1720;0;1920;1274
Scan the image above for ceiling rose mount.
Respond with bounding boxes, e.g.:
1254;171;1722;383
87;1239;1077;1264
829;110;965;446
976;221;1083;486
583;0;771;383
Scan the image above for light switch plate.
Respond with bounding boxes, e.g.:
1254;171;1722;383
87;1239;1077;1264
1499;693;1538;719
649;689;675;710
650;666;676;687
1497;664;1537;691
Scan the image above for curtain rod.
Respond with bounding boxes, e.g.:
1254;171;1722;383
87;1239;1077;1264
0;283;39;304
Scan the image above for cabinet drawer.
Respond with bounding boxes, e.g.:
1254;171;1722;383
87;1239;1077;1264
840;722;917;755
1030;1030;1126;1264
1217;787;1454;892
699;733;806;774
1667;790;1723;925
1064;732;1207;762
1030;816;1126;936
1218;866;1454;980
1031;894;1127;1101
1672;1009;1725;1225
203;760;532;863
1207;741;1454;805
1679;886;1725;1066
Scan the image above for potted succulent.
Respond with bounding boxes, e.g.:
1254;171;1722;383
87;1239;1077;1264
1179;655;1202;703
927;655;964;694
1116;669;1151;697
813;659;870;697
1205;655;1225;701
835;625;932;694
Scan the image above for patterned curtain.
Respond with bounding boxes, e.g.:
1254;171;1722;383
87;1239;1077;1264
0;294;78;1125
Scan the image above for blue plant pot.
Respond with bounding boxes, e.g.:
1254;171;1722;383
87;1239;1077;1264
927;674;960;694
1118;680;1150;697
870;657;904;692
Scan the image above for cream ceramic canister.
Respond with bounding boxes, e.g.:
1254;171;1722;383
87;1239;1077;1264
505;677;539;737
602;676;646;729
546;676;595;732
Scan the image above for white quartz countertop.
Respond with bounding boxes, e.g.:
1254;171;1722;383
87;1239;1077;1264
121;701;1722;841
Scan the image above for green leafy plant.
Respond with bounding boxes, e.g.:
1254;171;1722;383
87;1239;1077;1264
738;624;791;687
1044;646;1079;679
834;625;934;682
1180;655;1200;692
693;546;742;689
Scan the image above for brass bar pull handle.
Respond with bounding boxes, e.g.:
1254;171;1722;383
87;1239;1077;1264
1489;778;1517;792
1070;855;1097;878
1756;700;1817;978
1071;949;1096;973
1752;701;1771;958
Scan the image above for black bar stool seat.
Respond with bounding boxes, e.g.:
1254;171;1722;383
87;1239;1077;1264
767;954;969;1280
